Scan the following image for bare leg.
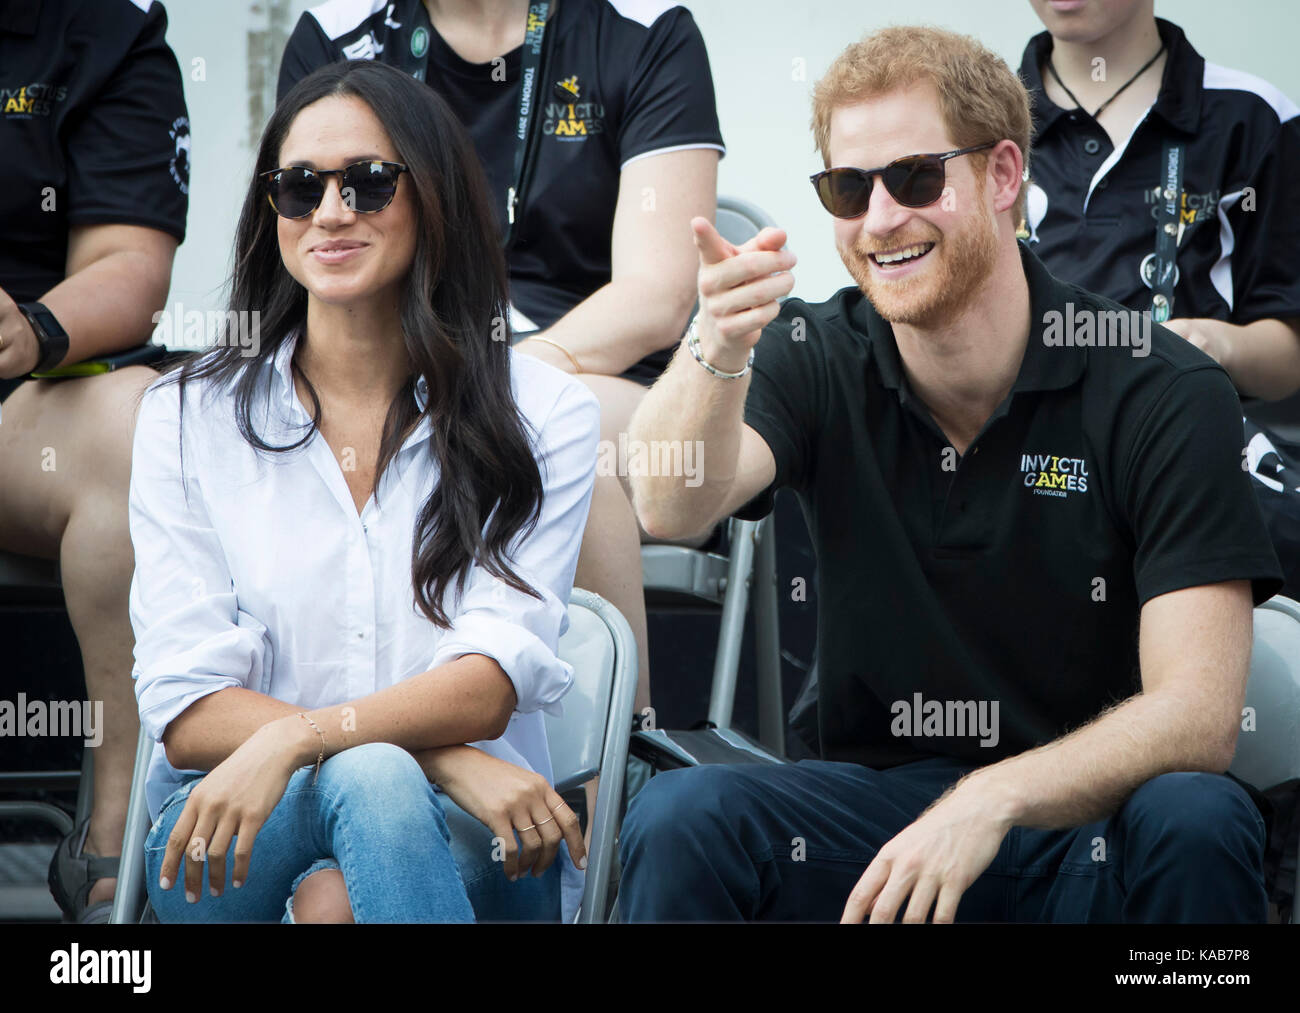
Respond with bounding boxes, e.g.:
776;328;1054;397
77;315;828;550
572;375;653;715
291;868;354;923
0;366;156;908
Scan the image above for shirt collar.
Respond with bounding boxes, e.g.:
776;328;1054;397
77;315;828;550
0;0;41;35
1018;18;1203;139
860;241;1086;399
271;328;431;425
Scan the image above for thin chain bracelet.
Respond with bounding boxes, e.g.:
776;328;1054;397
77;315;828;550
297;712;325;784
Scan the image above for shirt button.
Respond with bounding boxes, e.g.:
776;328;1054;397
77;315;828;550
1083;138;1101;155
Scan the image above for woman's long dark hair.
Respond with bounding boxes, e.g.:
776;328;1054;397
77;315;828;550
162;60;544;627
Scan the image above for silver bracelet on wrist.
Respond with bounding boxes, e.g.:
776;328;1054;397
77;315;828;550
685;317;755;379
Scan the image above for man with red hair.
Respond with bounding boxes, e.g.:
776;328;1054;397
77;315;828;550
618;26;1281;923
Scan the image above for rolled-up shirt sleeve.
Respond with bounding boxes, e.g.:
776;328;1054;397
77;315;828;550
429;375;600;715
128;381;269;742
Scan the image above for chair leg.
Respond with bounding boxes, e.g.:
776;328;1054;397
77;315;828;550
1293;835;1300;925
580;595;638;924
752;515;784;756
707;520;757;729
109;727;154;925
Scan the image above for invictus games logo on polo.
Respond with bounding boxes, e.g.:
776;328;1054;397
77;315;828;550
1042;302;1151;358
890;692;1000;748
1021;452;1088;498
1143;184;1221;225
544;75;604;139
2;82;67;117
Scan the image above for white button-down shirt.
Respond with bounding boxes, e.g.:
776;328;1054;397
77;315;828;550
128;332;599;919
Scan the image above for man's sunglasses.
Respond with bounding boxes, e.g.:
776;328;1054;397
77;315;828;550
259;160;409;219
809;142;996;219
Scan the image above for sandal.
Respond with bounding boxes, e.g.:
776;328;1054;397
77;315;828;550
47;818;119;923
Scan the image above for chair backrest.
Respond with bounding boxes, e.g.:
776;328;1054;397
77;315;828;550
716;194;778;248
1230;595;1300;790
545;595;619;792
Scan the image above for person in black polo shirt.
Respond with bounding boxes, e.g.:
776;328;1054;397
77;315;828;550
277;0;725;714
1020;1;1300;395
619;25;1282;923
1019;1;1300;589
0;0;188;920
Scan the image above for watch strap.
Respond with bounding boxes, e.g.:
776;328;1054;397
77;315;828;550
17;301;70;374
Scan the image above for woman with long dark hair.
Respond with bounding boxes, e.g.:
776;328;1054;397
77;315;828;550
128;59;598;922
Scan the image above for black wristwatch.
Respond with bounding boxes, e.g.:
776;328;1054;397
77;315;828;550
16;301;70;373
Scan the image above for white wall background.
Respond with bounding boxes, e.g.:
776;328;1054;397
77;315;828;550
159;0;1300;325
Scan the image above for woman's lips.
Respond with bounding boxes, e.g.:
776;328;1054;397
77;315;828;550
311;243;367;265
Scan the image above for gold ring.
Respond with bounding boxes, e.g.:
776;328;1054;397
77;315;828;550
535;815;555;828
550;801;565;813
518;823;536;833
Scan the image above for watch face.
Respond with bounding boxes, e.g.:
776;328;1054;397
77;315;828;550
32;307;61;337
20;303;64;340
20;303;69;372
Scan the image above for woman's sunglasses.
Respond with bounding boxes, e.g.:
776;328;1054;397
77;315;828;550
259;160;409;219
809;142;996;219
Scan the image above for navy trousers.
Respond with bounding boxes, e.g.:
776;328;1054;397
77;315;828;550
618;757;1268;922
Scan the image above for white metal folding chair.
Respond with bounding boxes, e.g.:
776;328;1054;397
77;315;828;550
1231;594;1300;923
111;587;637;924
544;588;637;922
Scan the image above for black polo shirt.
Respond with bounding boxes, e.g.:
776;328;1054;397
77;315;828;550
736;243;1282;769
1018;18;1300;328
278;0;725;380
0;0;189;306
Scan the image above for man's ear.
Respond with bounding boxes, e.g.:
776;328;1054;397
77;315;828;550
988;140;1025;217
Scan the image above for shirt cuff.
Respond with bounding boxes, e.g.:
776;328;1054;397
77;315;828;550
429;612;573;717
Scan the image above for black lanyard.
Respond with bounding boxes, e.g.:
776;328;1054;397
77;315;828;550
402;0;557;249
1150;139;1184;322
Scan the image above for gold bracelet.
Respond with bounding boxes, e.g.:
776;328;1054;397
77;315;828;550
527;336;583;374
297;712;325;784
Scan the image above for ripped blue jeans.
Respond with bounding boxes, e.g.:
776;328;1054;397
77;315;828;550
145;742;560;923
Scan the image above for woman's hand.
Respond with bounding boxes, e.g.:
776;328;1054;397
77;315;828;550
422;745;587;882
158;715;312;902
0;287;40;379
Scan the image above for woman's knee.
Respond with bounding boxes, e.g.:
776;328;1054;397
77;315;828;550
319;742;428;799
292;868;354;923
